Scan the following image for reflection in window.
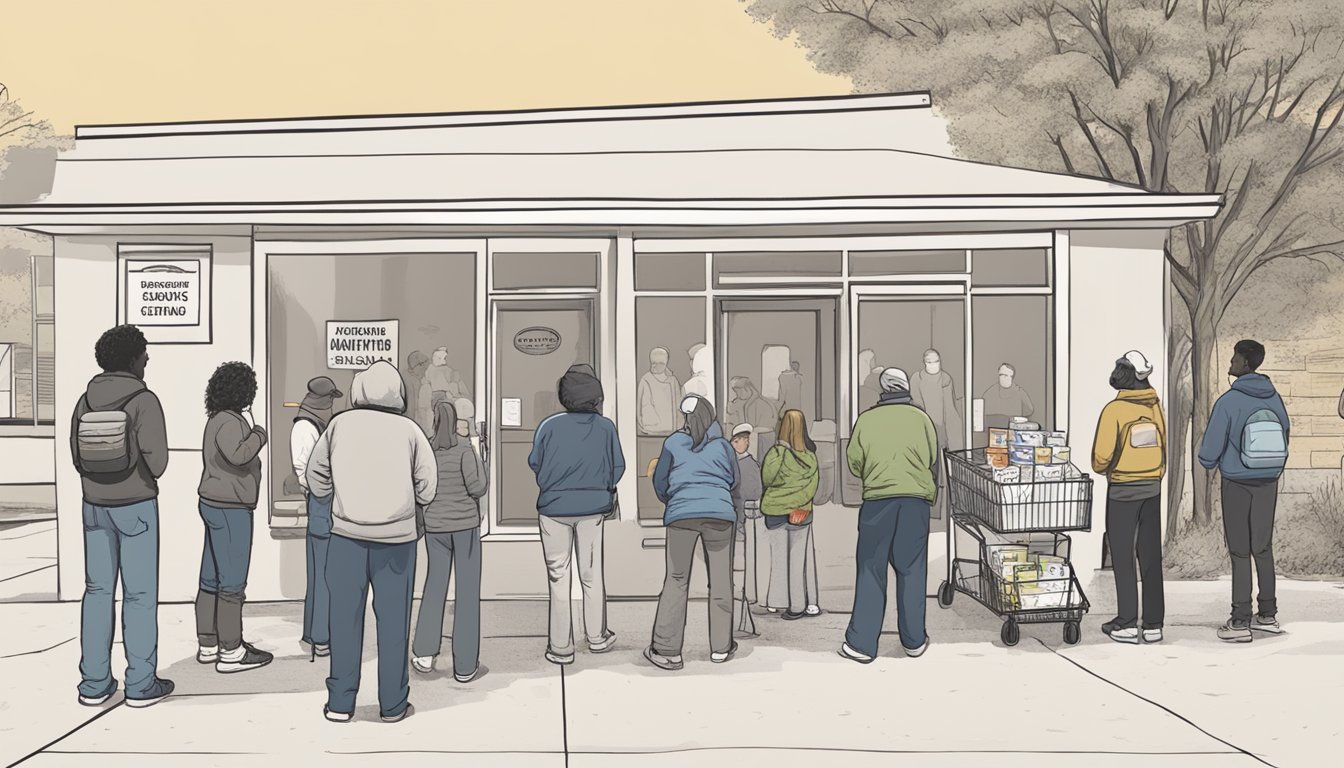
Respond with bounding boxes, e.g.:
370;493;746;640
971;248;1050;287
0;245;54;425
971;295;1052;445
635;297;706;521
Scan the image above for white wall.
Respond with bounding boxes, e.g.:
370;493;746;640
54;235;259;601
0;434;54;484
1065;228;1169;586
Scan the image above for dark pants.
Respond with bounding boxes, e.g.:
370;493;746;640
845;497;930;657
303;494;333;646
651;518;735;656
1222;477;1279;621
412;528;482;674
79;500;160;700
326;534;417;718
195;501;254;650
1105;491;1165;629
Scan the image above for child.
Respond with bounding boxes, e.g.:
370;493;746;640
729;424;763;604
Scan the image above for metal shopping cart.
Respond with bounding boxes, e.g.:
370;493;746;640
937;449;1094;646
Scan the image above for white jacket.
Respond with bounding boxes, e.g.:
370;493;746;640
306;361;437;544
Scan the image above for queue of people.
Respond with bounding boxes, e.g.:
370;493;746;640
70;323;1292;720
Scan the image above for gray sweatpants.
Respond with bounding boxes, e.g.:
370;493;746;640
764;518;820;613
651;518;735;656
539;513;608;656
412;528;481;674
1221;477;1279;621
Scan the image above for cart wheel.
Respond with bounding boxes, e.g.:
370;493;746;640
937;581;954;608
1064;621;1081;645
1001;619;1020;647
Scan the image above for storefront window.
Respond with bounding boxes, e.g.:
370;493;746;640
634;252;706;291
849;249;966;276
635;296;706;521
0;241;54;425
493;251;599;290
971;248;1050;287
267;252;477;515
971;295;1053;442
713;251;842;287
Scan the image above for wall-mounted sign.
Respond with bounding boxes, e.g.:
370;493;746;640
117;244;214;344
327;320;399;370
513;327;562;356
501;397;522;427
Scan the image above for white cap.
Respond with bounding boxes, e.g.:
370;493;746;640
732;423;753;438
1124;350;1153;380
680;395;699;414
879;367;911;393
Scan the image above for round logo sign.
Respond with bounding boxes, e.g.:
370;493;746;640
513;327;562;356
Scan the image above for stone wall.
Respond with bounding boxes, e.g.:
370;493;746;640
1259;339;1344;472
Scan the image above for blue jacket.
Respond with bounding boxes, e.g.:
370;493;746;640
528;412;625;516
653;421;739;526
1198;373;1291;481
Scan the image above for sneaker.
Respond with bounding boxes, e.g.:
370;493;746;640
197;645;219;664
216;642;274;674
589;631;618;654
837;643;874;664
454;668;478;684
904;637;930;658
1143;628;1164;644
1218;620;1253;643
313;643;331;657
1252;614;1284;634
1100;618;1128;636
643;646;684;671
125;678;174;709
323;705;353;723
412;656;435;674
805;605;822;616
711;641;739;664
765;607;779;613
381;703;415;723
781;611;806;621
78;680;118;707
1108;627;1140;645
544;649;575;666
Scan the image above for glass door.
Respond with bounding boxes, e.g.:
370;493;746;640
489;297;598;532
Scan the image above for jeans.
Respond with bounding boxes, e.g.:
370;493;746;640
195;501;254;650
412;528;482;674
1222;477;1279;621
845;497;930;657
1106;490;1165;629
652;518;735;656
79;500;160;700
302;494;333;646
326;534;417;718
538;513;608;656
763;516;820;613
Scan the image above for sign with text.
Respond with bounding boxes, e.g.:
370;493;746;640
513;327;562;356
125;260;201;326
327;320;399;370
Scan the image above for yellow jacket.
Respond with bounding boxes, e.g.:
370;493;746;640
1091;388;1166;483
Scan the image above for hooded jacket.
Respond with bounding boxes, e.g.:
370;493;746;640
1198;373;1291;481
71;372;169;506
1091;388;1167;484
760;444;820;517
306;361;437;544
198;411;268;509
847;392;939;503
653;421;739;526
424;401;489;533
527;366;625;517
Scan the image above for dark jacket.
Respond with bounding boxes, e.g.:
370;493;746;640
653;421;739;526
198;411;268;510
1198;373;1291;481
72;372;169;506
528;412;624;517
730;452;763;518
424;402;488;533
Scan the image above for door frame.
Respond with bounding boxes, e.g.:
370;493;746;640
846;283;972;452
486;293;601;537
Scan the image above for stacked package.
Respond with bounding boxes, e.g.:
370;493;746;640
987;544;1073;611
986;418;1073;483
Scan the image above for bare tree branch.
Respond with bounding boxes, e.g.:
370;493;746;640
809;0;904;39
0;122;39;141
1067;90;1117;179
1221;242;1344;317
1048;131;1078;174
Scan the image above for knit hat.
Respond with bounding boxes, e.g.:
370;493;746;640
879;367;911;393
1123;350;1153;380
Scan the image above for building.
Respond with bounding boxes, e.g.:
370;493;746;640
0;92;1221;604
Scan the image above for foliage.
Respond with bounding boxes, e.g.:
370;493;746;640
745;0;1344;529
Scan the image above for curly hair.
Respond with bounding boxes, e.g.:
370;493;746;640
205;362;257;416
94;325;148;373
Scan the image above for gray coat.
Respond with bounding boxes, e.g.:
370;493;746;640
198;411;268;510
730;452;763;518
424;442;488;533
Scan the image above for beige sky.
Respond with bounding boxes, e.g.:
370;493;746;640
0;0;851;132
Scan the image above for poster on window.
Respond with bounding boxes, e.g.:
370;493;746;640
327;320;399;370
117;245;214;344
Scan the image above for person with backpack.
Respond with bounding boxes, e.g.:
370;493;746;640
195;362;274;673
1090;351;1167;645
760;409;821;620
1198;340;1290;642
292;376;342;660
71;324;174;708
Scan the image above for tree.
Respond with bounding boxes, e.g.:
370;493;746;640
746;0;1344;528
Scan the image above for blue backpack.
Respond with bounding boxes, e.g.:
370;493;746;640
1238;409;1288;470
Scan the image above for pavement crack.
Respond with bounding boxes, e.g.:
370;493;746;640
6;699;125;768
0;636;75;659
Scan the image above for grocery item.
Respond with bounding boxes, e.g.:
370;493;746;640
1034;447;1054;465
992;465;1021;484
1035;464;1065;482
1009;445;1036;465
1046;432;1068;447
987;448;1009;468
1011;430;1047;447
988;428;1009;449
1052;446;1071;465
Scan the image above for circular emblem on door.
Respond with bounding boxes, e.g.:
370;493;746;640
513;327;562;356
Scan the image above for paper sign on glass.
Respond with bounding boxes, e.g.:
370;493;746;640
973;399;985;433
501;398;522;427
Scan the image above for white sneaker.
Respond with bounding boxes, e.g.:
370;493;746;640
765;607;779;614
324;706;353;723
589;631;618;654
1143;628;1164;644
412;656;435;674
904;637;930;658
545;650;575;666
805;605;822;616
1109;627;1140;645
837;643;874;664
197;645;219;664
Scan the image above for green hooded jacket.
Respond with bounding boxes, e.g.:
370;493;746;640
760;444;820;517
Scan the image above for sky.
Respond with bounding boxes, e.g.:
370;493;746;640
0;0;851;132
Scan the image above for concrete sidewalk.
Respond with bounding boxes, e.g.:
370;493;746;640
2;580;1339;767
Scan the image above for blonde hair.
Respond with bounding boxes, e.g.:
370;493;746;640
776;409;816;453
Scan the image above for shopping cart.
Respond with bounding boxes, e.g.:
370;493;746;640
937;449;1093;646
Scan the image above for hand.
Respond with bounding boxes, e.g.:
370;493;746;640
241;408;255;429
